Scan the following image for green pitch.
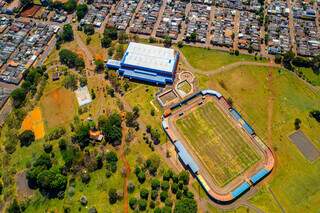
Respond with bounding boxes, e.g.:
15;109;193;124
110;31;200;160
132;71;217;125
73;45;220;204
176;101;261;187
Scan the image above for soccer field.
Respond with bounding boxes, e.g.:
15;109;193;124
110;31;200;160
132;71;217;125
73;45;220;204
176;101;261;187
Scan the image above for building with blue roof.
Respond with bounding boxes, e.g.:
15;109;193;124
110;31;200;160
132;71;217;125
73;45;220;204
106;42;179;85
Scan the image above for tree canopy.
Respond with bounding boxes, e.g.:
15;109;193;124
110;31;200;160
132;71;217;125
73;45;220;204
174;198;197;213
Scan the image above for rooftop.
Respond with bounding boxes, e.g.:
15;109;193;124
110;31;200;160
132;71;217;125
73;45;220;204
121;42;176;73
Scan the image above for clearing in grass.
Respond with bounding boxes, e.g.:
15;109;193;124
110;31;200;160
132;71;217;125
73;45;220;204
40;87;77;129
175;100;261;187
21;107;45;140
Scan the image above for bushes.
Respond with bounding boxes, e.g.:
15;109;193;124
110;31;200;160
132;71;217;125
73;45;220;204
140;188;149;200
151;179;160;190
45;127;66;141
108;188;118;204
19;130;35;147
59;49;85;71
129;197;137;210
161;181;170;191
138;199;147;211
174;198;197;213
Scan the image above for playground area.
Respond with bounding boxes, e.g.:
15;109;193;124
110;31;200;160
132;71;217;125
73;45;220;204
175;100;261;187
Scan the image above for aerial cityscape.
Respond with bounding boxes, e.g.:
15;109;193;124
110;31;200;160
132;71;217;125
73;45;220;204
0;0;319;212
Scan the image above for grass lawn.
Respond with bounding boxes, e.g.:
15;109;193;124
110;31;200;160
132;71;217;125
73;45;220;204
124;83;166;143
196;65;320;212
77;32;106;60
176;101;261;187
295;67;320;86
177;80;192;94
180;46;266;71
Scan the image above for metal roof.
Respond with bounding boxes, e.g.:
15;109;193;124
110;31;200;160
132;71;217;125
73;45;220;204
250;169;269;184
231;182;250;198
175;141;199;173
122;42;176;73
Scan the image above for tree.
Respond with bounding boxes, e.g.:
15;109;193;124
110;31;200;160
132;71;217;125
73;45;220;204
189;32;197;42
95;60;104;72
275;54;282;64
81;171;91;184
61;24;74;42
161;181;170;191
19;130;35;147
138;199;147;211
171;183;178;194
151;179;160;190
59;49;85;70
45;127;66;141
174;198;197;213
59;138;67;150
73;122;90;149
7;199;21;213
105;151;118;163
164;36;172;47
160;191;168;202
104;27;118;40
84;24;95;35
235;50;240;56
140;188;149;200
108;188;118;204
101;36;112;48
118;31;128;44
151;190;158;200
63;73;78;90
43;143;53;153
26;165;45;188
294;118;301;130
11;88;26;108
37;167;67;198
309;110;320;122
283;50;295;70
33;153;52;169
178;171;189;185
137;171;146;184
76;4;88;21
63;0;77;13
128;182;135;193
129;197;137;210
311;54;320;74
177;41;184;48
99;113;122;146
20;0;32;6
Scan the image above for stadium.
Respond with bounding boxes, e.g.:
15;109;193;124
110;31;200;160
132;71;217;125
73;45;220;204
162;89;274;203
106;42;179;85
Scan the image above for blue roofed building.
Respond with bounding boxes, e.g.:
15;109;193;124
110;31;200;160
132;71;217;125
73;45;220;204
106;42;179;85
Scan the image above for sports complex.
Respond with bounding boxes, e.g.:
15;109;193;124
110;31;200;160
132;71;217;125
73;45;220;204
162;89;275;203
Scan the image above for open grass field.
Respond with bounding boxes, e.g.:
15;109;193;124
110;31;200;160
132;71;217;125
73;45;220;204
40;87;78;129
78;32;106;61
21;107;45;140
196;65;320;212
176;101;261;187
295;67;320;86
124;84;166;143
180;46;266;71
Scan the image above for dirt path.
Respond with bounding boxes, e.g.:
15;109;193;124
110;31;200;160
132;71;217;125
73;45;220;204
72;25;95;71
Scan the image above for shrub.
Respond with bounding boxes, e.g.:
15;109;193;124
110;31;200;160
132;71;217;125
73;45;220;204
46;127;66;141
43;143;53;153
171;183;178;194
151;190;158;200
137;171;146;184
108;188;118;204
19;130;35;147
140;188;149;200
138;199;147;211
151;179;160;190
160;191;168;202
161;181;170;191
127;182;135;193
129;197;137;210
81;172;91;184
149;200;156;209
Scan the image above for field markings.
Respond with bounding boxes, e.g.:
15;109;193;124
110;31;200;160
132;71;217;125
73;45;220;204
176;101;261;187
